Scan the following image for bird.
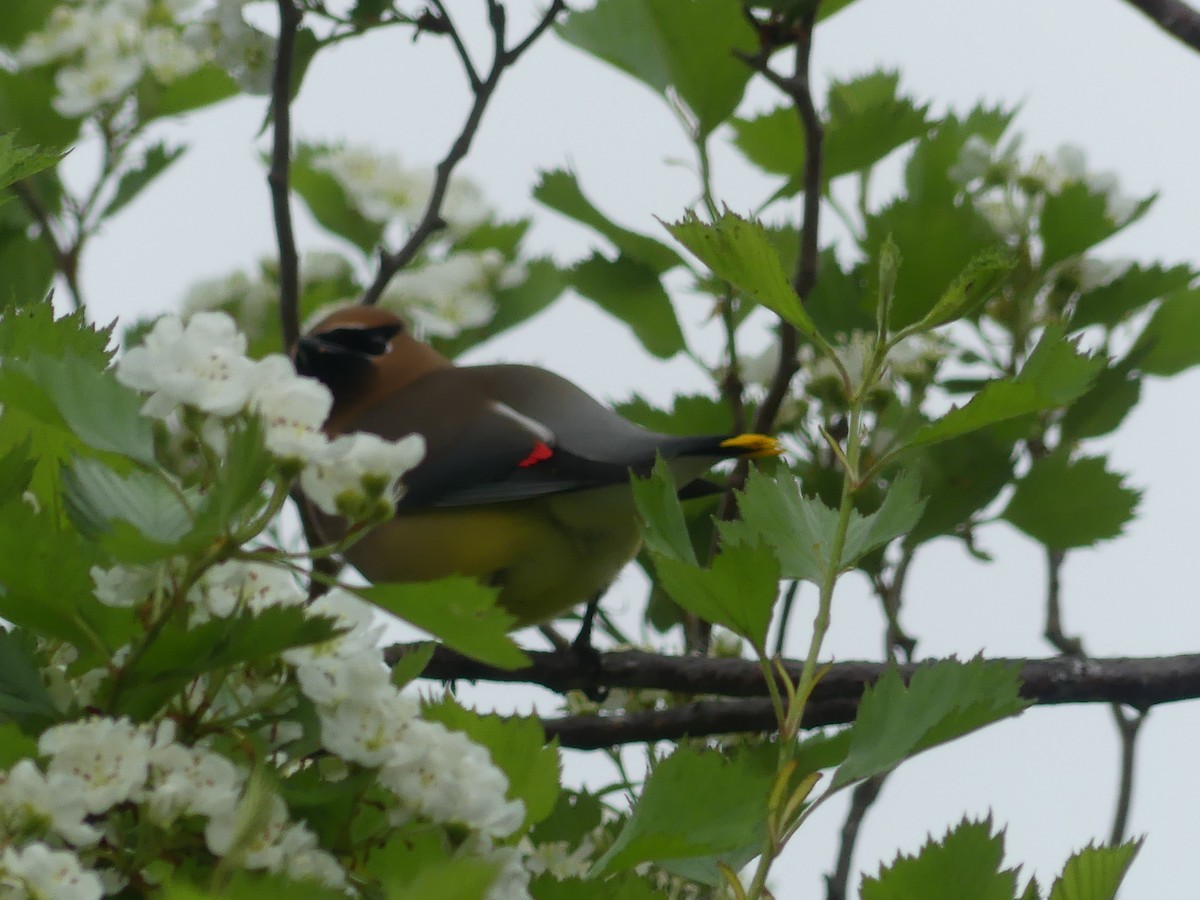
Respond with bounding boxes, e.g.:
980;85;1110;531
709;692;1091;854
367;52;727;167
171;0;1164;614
293;305;781;640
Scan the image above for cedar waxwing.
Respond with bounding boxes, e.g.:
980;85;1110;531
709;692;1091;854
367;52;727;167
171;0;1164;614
294;306;781;630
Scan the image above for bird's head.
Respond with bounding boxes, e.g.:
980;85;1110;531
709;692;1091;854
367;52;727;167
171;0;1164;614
294;306;452;433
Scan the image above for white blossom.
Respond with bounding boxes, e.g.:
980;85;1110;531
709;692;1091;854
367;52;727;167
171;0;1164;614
141;26;202;81
274;823;347;890
204;792;290;870
312;146;432;223
39;718;152;815
247;355;333;464
299;431;425;519
90;560;175;608
117;312;256;419
189;560;306;622
53;51;143;117
0;843;103;900
302;251;353;285
144;723;242;826
0;761;101;847
380;251;507;338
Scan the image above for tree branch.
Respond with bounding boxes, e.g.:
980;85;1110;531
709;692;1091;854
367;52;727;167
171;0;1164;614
825;775;885;900
269;0;303;349
1120;0;1200;50
12;181;85;311
360;0;566;306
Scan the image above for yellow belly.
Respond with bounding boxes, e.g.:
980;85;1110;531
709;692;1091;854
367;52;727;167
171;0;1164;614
341;486;643;626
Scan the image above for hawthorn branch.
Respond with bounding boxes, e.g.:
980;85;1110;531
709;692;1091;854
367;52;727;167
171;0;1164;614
269;0;303;349
360;0;565;306
12;181;85;311
1120;0;1200;50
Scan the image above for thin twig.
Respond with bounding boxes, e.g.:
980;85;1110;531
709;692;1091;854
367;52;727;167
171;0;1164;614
269;0;303;349
825;775;885;900
1044;548;1083;656
360;0;566;306
12;181;84;311
1120;0;1200;50
1109;704;1148;844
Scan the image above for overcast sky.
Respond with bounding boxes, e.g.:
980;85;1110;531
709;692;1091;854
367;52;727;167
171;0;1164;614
68;0;1200;894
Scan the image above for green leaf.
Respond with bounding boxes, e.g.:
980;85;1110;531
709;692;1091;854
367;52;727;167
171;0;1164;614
0;499;135;665
1059;363;1141;443
590;745;774;884
10;353;156;465
388;642;434;689
914;247;1014;330
0;722;39;769
912;327;1102;446
423;696;560;831
1041;182;1155;269
862;817;1018;900
832;658;1026;789
1068;262;1195;331
664;210;815;335
631;459;697;564
394;858;501;900
557;0;756;137
531;789;605;846
1002;453;1140;549
719;468;924;584
101;142;185;220
0;627;60;726
654;542;779;655
570;253;686;359
138;64;240;121
733;71;929;189
0;228;55;307
160;871;346;900
0;439;36;500
291;143;384;253
534;170;681;273
0;132;64;194
116;606;339;719
903;430;1013;546
0;0;54;49
531;872;666;900
866;197;994;328
905;105;1016;206
62;458;193;560
1046;840;1141;900
360;578;529;669
1131;288;1200;376
0;70;79;148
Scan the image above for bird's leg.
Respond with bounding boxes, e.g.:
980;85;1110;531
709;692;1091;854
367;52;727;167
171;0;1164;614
567;593;607;702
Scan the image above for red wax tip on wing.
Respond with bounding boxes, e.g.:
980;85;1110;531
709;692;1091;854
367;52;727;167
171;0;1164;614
518;441;554;468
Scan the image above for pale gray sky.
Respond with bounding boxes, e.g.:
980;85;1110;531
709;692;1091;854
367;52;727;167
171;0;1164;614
71;0;1200;894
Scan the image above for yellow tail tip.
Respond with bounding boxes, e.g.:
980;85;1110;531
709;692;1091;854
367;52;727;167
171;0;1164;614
720;433;784;459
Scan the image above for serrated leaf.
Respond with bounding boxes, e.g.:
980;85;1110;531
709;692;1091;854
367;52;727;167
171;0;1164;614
905;105;1017;205
664;210;815;335
557;0;755;137
10;352;156;465
63;458;192;558
0;228;56;308
1059;363;1141;443
102;142;185;220
590;745;773;883
1068;263;1195;331
1046;840;1141;900
903;430;1014;546
0;499;135;665
1002;453;1140;549
915;247;1014;330
531;790;605;847
912;327;1102;446
534;170;680;273
0;132;63;194
1041;183;1155;269
160;871;346;900
389;642;434;689
570;253;686;358
631;459;697;564
833;659;1026;789
862;817;1018;900
360;578;528;669
654;542;779;655
423;696;560;830
531;872;666;900
1131;288;1200;376
719;468;923;584
0;70;80;149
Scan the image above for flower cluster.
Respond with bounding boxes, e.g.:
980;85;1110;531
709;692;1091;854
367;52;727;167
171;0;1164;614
949;135;1140;239
116;311;425;517
11;0;276;117
379;249;524;339
311;145;489;233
